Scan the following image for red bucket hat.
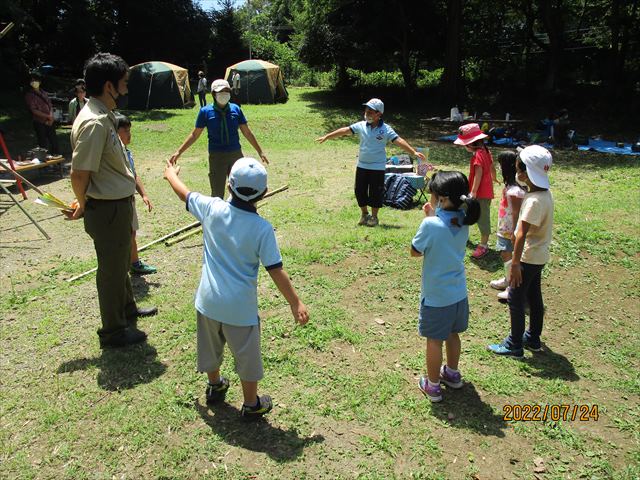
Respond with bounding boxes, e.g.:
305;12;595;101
454;123;488;146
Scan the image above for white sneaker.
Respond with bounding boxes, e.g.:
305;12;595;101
497;288;510;302
490;277;508;290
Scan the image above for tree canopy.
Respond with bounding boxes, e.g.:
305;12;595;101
1;0;638;107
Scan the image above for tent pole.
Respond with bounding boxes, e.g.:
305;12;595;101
146;73;154;110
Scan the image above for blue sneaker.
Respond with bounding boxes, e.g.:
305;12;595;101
487;342;524;358
522;332;542;352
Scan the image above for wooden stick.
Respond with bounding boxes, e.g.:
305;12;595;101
0;161;46;195
65;220;201;282
165;185;289;247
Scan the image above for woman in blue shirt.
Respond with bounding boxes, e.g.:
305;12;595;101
169;79;268;199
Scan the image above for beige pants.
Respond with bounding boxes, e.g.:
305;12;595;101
208;150;243;199
196;311;263;382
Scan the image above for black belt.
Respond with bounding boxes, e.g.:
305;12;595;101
87;195;133;203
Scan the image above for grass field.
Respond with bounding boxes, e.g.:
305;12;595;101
1;87;639;479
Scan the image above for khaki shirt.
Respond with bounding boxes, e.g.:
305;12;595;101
70;98;135;200
516;190;554;265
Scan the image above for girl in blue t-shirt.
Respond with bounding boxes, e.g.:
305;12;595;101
411;171;480;402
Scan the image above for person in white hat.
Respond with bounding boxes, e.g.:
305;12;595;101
488;145;554;358
169;79;269;199
163;157;309;418
316;98;427;227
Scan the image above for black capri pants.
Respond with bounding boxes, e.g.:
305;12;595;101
354;167;385;208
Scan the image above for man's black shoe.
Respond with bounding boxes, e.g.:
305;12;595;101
99;328;147;349
126;306;158;322
134;306;158;318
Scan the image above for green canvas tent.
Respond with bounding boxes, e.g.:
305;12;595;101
224;60;288;104
126;61;193;109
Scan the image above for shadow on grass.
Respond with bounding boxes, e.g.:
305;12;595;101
131;275;161;300
195;399;325;462
522;345;579;381
124;110;178;122
467;241;503;273
430;382;507;437
57;343;166;391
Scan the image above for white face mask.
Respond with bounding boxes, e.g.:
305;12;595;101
215;92;231;105
30;81;40;89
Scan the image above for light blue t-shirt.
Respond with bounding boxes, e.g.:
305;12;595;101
412;209;469;307
187;193;283;326
349;120;398;171
195;103;247;153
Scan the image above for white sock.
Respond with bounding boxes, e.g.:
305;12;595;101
445;366;459;374
427;379;440;388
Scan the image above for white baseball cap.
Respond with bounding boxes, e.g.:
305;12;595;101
363;98;384;114
519;145;552;189
211;79;231;92
228;157;268;201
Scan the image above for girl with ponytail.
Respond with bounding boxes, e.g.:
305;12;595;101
411;171;479;402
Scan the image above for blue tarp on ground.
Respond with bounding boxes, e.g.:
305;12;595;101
437;135;640;156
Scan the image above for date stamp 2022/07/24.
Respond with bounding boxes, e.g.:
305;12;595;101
503;404;600;422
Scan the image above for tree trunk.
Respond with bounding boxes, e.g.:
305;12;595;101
442;0;463;103
538;0;564;92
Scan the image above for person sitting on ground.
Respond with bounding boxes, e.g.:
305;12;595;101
116;114;157;275
164;157;309;418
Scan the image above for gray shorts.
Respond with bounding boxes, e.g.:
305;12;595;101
496;234;513;252
196;311;263;382
418;297;469;340
477;198;492;236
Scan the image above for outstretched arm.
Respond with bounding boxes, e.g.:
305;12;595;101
268;267;309;325
163;161;189;202
316;126;352;143
393;137;426;162
169;127;204;165
239;123;268;164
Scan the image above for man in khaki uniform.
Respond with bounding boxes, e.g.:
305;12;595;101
69;53;157;348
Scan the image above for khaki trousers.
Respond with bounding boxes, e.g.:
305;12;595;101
208;150;243;199
84;197;137;339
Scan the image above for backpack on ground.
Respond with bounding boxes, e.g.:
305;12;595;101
384;175;417;210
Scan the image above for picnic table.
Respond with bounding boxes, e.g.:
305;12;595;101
420;118;524;128
0;155;67;178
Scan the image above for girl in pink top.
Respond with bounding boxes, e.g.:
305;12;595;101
490;151;526;300
454;123;496;258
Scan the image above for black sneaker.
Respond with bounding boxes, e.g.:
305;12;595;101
205;377;230;404
522;332;542;352
99;328;147;349
241;395;273;418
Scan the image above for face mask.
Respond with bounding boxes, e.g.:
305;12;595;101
30;81;40;89
216;92;231;105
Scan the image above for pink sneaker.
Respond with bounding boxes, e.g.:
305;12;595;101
471;245;489;259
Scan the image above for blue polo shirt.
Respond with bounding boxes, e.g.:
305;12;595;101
187;193;283;326
412;209;469;307
350;120;398;171
195;103;247;153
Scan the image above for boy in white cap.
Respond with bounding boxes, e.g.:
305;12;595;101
316;98;426;227
164;157;309;417
487;145;554;358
